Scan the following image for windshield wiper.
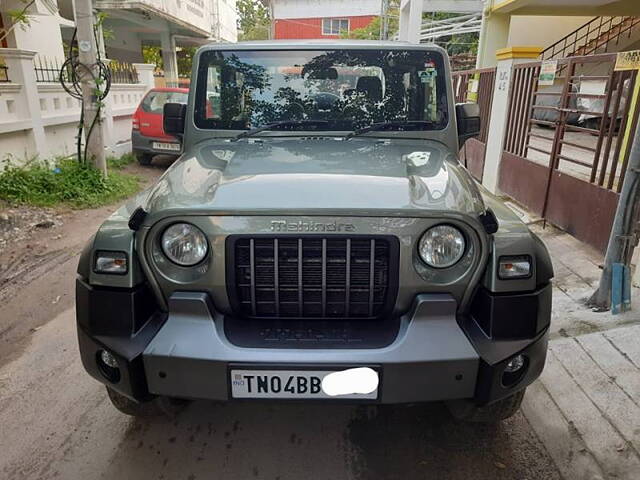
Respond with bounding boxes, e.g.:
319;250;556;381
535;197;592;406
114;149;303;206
233;120;330;141
344;120;434;140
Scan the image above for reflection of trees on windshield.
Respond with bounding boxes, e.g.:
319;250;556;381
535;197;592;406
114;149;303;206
206;49;447;130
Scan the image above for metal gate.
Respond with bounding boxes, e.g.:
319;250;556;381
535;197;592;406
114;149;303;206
498;53;639;253
453;67;497;182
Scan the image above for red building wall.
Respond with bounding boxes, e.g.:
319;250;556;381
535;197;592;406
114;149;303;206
274;15;377;40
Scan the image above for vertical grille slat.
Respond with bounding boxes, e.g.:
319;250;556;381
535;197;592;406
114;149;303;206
249;238;256;316
345;238;351;316
232;236;394;320
368;239;375;317
298;238;303;317
273;238;279;316
321;238;327;317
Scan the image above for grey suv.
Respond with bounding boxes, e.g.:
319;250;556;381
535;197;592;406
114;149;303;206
76;41;552;422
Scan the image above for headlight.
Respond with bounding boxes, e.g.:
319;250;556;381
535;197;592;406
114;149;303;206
418;225;466;268
161;223;208;266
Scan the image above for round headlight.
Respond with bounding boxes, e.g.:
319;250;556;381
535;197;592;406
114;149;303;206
418;225;466;268
161;223;208;266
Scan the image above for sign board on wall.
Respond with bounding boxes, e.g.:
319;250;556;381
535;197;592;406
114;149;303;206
615;50;640;71
538;60;558;86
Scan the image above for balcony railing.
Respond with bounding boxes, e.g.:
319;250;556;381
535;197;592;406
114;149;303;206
108;61;139;84
542;16;640;61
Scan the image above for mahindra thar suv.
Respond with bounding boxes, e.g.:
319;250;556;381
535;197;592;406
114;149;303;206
76;41;553;422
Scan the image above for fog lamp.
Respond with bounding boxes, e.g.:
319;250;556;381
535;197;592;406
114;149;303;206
97;349;121;383
100;350;118;369
505;354;525;373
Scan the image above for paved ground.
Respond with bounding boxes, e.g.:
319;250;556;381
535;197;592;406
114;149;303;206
523;325;640;480
515;213;640;480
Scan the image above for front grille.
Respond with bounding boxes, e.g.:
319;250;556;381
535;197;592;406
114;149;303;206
228;236;398;319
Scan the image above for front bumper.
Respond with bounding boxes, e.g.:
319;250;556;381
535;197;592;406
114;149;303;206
76;279;550;405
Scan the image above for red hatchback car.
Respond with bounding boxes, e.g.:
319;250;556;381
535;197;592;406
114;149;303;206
131;87;189;165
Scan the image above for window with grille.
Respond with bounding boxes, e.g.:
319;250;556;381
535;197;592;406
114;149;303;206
322;18;349;35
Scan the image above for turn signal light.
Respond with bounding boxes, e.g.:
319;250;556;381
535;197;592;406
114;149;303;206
94;251;128;274
498;256;532;279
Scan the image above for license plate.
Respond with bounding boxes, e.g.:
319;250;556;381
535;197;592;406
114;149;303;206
230;368;379;400
152;142;181;151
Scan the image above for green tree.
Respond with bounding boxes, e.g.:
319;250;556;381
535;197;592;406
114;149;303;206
345;9;478;58
237;0;271;41
342;1;399;40
142;46;162;71
142;46;196;76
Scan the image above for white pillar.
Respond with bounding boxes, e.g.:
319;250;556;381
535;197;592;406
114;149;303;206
398;0;423;44
101;59;116;154
133;63;156;92
161;30;178;88
476;12;511;69
0;48;47;158
482;46;543;194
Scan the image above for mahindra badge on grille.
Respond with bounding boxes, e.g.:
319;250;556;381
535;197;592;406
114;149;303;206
270;220;356;233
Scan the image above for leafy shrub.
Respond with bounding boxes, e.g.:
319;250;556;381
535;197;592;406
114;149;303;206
0;157;139;208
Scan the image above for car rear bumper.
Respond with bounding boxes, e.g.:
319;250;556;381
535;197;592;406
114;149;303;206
131;130;181;156
76;279;550;405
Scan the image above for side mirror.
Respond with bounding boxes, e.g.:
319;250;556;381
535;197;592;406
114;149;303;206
163;102;187;137
456;102;481;148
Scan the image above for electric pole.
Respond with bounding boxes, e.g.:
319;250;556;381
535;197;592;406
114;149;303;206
73;0;107;176
590;115;640;311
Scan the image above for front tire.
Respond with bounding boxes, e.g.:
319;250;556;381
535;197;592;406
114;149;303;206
446;388;526;423
106;387;160;417
106;387;189;418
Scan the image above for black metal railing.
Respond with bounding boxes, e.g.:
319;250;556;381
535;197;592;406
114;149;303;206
229;236;397;320
34;56;70;83
108;61;139;84
0;64;8;82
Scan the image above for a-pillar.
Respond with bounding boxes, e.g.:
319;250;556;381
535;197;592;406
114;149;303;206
481;46;543;194
398;0;423;44
160;29;179;87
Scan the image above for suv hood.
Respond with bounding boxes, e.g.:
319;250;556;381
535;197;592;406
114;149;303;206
143;137;485;220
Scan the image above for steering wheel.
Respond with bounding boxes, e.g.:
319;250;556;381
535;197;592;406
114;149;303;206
311;92;340;110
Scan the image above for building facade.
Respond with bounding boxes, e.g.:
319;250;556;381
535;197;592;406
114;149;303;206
268;0;381;39
0;0;237;164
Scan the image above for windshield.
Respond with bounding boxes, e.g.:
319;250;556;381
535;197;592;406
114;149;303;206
194;49;449;132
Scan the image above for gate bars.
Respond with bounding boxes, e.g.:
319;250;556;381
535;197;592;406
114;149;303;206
504;53;640;198
452;68;496;144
